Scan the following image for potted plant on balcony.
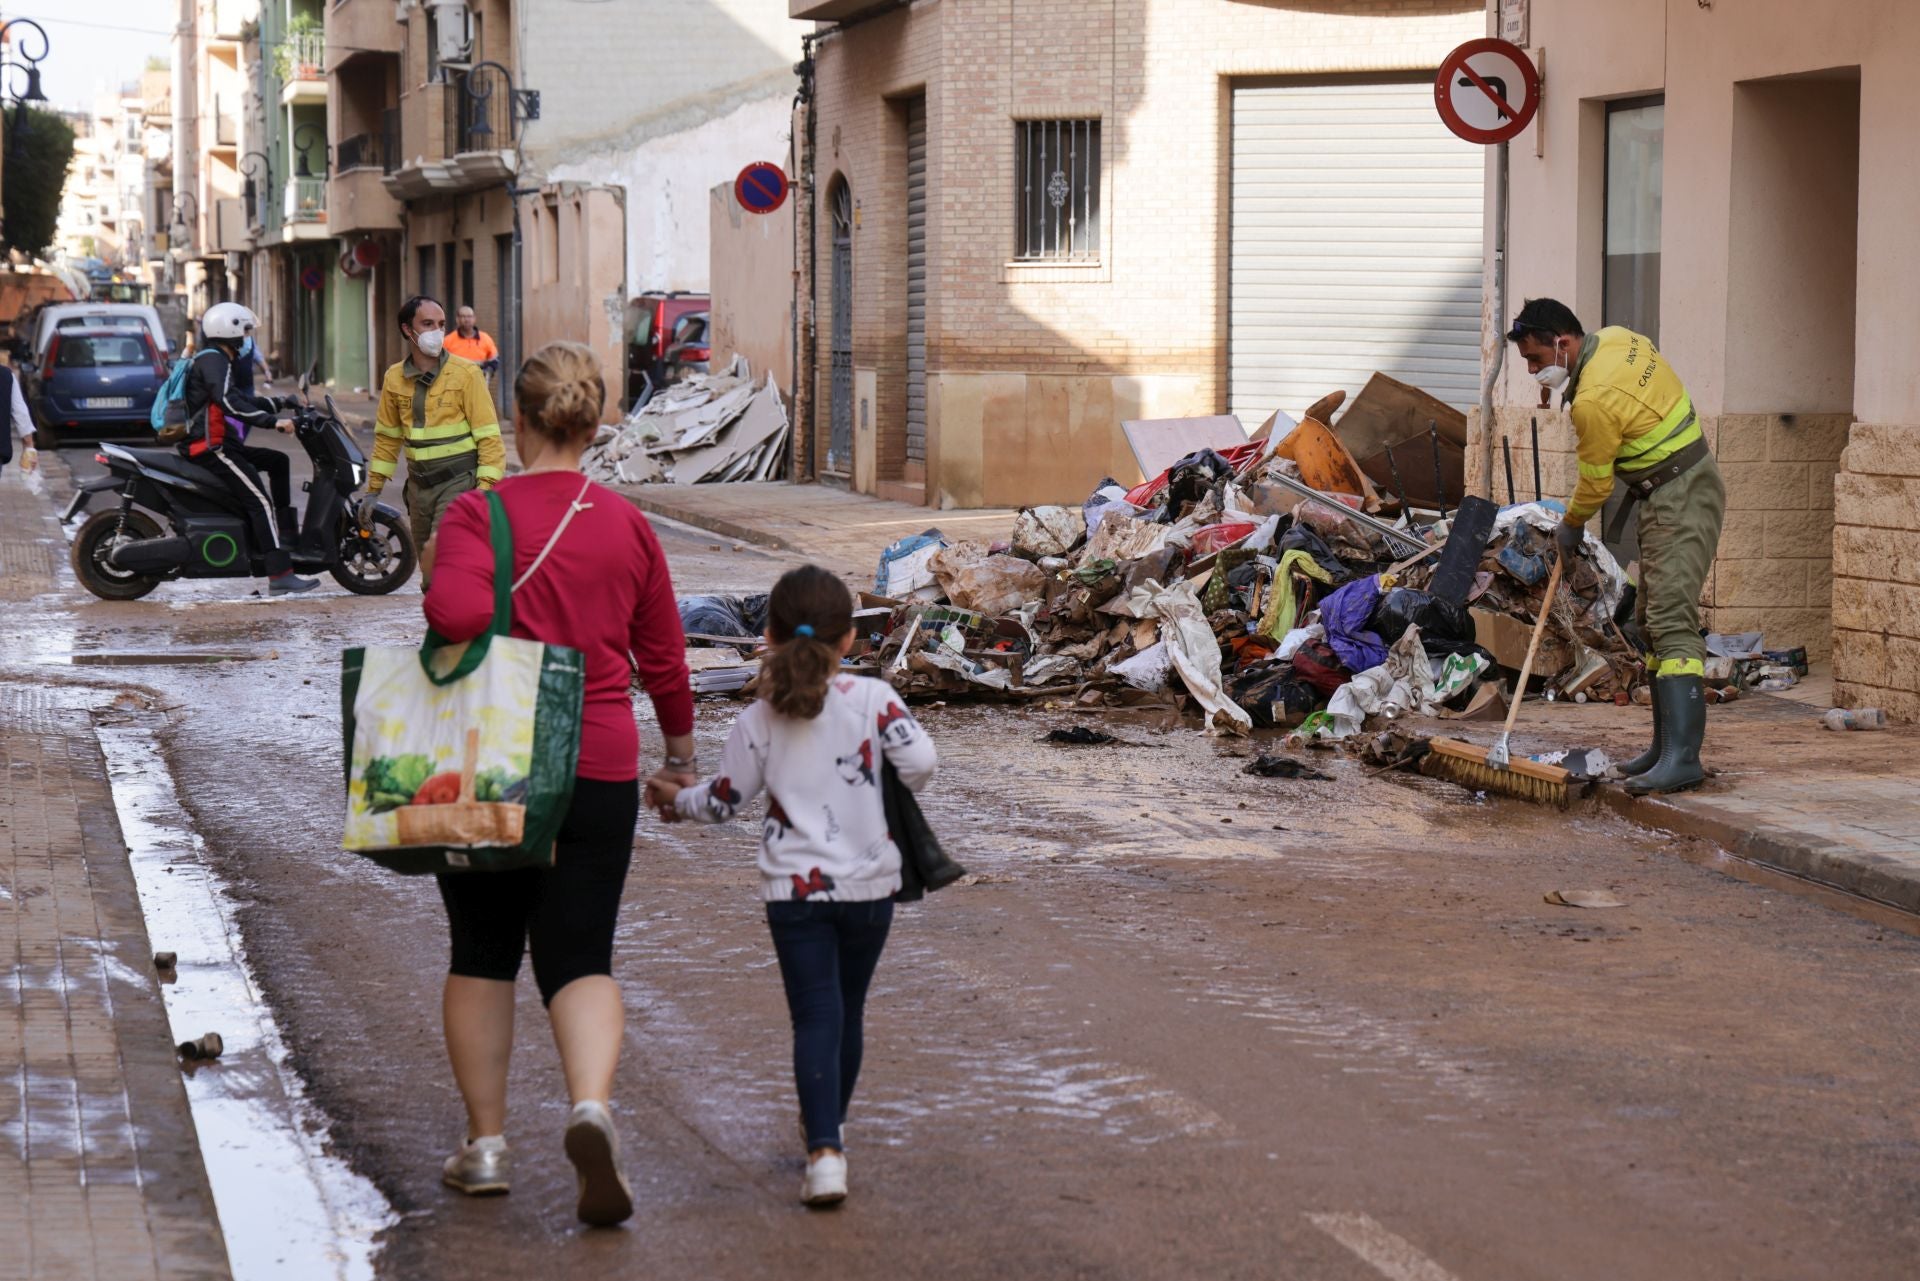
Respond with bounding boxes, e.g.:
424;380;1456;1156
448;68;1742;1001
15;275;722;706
272;13;323;83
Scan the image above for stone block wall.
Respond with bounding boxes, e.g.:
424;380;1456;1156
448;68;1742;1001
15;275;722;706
1469;407;1846;658
1834;424;1920;718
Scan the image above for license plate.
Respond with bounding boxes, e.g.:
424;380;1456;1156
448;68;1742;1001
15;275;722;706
82;397;135;409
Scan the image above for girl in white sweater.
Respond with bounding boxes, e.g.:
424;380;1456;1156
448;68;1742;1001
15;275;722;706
651;565;936;1206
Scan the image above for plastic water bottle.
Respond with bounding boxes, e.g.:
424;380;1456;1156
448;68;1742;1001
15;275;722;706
1822;707;1888;731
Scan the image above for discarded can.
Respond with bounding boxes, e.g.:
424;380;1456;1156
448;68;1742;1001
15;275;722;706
177;1033;224;1062
1822;707;1888;732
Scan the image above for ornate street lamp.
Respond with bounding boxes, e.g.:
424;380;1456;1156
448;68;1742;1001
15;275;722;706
459;59;539;148
292;122;329;179
240;149;270;222
0;17;51;158
171;191;199;252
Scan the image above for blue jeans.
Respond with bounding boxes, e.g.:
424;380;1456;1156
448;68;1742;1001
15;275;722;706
765;898;894;1152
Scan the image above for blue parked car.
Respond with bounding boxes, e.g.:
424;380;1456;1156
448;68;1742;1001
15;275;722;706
33;327;167;441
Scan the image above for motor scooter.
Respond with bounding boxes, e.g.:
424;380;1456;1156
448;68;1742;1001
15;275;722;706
63;378;415;600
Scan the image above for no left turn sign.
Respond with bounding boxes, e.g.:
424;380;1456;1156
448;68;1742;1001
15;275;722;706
1434;38;1539;145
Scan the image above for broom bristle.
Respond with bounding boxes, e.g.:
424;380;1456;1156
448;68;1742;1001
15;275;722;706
1421;741;1572;808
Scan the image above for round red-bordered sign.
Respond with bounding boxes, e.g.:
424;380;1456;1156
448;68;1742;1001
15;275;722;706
299;264;325;291
1434;38;1540;145
734;162;790;215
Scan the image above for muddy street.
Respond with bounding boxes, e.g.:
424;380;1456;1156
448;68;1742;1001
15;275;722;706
9;447;1918;1280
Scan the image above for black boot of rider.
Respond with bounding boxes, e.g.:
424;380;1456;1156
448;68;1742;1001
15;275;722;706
1623;675;1706;796
1614;671;1664;779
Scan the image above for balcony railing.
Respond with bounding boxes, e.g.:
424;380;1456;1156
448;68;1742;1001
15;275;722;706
444;69;516;156
337;132;377;172
285;177;328;224
280;30;325;81
383;108;400;173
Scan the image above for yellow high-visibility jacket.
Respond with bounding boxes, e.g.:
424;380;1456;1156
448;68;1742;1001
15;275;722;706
1563;326;1700;525
368;353;505;492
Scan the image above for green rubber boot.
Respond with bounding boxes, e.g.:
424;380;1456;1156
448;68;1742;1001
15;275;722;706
1623;675;1706;795
1615;668;1663;779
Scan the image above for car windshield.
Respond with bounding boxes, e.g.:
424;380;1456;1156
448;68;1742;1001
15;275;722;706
56;336;150;368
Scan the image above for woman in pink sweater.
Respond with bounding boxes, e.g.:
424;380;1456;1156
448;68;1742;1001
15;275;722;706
422;341;694;1228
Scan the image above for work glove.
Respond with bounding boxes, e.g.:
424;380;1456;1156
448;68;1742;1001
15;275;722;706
1554;520;1584;563
354;493;378;530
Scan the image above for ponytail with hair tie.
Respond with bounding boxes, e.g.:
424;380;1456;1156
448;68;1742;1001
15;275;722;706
760;566;854;720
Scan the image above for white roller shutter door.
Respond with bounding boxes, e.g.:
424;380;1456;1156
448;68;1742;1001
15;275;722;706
1229;80;1485;425
905;98;928;465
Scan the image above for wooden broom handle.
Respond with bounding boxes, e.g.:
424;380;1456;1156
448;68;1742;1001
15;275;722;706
1499;555;1565;740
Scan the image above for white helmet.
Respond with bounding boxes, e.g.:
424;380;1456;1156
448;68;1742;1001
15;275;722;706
201;302;258;341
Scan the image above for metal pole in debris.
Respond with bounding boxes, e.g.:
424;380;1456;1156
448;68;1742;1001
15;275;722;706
1502;436;1516;505
1530;414;1542;502
1384;443;1410;511
1427;418;1448;520
1479;139;1509;501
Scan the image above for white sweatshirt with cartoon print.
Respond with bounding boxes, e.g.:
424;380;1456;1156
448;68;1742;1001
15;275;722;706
675;675;938;902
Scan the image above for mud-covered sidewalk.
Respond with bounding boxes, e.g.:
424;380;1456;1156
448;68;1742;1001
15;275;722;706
0;479;231;1281
627;479;1920;915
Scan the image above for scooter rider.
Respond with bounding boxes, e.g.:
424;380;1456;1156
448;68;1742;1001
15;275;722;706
181;302;318;594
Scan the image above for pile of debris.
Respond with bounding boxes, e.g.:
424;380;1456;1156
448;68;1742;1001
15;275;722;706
821;375;1664;739
584;358;790;486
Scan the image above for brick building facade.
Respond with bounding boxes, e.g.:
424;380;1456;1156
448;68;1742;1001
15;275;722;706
795;0;1485;508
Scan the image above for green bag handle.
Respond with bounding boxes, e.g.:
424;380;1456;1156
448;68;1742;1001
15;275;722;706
418;490;514;686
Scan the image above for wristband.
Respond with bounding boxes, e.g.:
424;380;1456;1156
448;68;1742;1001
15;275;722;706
664;754;695;770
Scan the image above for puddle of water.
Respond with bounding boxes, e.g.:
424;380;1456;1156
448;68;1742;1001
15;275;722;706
96;724;393;1281
71;652;262;666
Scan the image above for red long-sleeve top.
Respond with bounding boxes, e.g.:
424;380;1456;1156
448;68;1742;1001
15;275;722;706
423;472;695;781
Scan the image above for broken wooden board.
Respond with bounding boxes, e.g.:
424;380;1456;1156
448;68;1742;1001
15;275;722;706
666;378;790;484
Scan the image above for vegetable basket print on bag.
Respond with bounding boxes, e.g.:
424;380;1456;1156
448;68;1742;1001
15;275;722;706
342;489;585;873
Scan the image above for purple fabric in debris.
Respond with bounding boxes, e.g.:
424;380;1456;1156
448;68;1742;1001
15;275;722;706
1319;575;1388;673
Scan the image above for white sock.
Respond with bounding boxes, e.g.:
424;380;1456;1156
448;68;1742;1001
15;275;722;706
466;1134;506;1151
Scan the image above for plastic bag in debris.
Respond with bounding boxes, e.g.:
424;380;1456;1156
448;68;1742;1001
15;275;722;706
1082;513;1173;566
1370;587;1475;655
1012;505;1086;560
1493;503;1628;625
1125;579;1252;733
876;528;947;597
1230;665;1322;729
1277;622;1324;662
1110;640;1174;692
1315;626;1441;740
1187;521;1260;558
1084;479;1140;539
677;594;770;640
940;554;1047;618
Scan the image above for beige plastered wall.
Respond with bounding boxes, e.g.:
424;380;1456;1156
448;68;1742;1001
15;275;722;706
521;186;628;424
1474;0;1920;675
709;183;796;394
809;0;1482;510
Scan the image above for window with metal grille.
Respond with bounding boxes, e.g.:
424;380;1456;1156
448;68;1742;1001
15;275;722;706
1016;119;1100;261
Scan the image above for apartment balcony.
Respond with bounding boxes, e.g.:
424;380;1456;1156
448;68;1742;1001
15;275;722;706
279;32;328;106
213;198;251;253
330;115;403;236
382;78;517;202
281;178;331;240
790;0;894;18
325;0;403;73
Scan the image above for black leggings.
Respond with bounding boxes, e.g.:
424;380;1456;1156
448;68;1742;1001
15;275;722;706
436;776;640;1006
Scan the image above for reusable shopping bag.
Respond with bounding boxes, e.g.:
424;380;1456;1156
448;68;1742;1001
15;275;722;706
341;488;585;874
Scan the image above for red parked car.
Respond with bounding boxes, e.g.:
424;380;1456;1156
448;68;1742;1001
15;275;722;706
627;291;709;404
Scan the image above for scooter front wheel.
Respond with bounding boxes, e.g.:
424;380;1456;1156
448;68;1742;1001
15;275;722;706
71;509;165;601
329;507;417;595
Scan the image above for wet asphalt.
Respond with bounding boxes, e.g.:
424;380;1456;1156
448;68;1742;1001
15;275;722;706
25;438;1920;1279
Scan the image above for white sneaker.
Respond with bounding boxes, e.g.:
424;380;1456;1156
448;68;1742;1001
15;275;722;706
802;1149;847;1207
441;1135;509;1196
563;1100;634;1227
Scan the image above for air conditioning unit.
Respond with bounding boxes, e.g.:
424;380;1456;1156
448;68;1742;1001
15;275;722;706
427;0;473;68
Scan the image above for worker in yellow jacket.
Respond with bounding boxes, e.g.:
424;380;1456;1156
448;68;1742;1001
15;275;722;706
356;296;506;558
1508;298;1724;794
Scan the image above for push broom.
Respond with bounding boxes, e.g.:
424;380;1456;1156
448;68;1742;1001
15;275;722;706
1423;555;1573;806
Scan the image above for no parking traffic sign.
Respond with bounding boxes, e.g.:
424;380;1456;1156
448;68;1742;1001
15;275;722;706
734;162;790;215
1434;38;1540;145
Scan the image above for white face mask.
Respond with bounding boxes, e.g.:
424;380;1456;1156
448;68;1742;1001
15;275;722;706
1533;347;1570;391
414;327;446;358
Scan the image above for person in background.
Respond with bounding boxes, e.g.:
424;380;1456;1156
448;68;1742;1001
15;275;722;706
650;565;939;1208
359;296;505;559
444;305;500;373
1;351;36;480
421;341;694;1228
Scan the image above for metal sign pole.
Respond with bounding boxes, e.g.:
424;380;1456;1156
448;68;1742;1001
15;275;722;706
1480;139;1508;501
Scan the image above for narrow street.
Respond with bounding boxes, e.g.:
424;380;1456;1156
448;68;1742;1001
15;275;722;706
8;444;1916;1280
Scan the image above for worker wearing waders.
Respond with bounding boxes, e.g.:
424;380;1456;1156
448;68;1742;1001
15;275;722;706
357;295;505;558
1507;298;1725;794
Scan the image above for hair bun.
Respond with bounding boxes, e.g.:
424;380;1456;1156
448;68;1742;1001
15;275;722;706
514;341;605;446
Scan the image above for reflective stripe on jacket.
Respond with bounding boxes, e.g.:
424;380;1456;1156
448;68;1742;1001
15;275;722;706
1563;326;1702;525
370;353;504;486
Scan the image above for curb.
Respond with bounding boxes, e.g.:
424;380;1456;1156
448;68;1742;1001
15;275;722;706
610;487;796;552
1593;785;1920;916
